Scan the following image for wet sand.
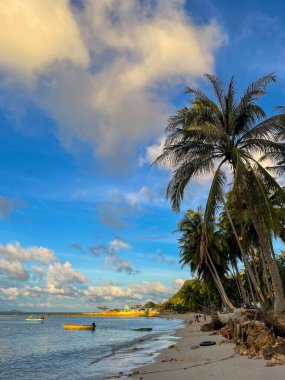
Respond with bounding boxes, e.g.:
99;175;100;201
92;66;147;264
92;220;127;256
129;313;285;380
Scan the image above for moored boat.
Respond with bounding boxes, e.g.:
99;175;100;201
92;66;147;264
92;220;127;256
26;315;45;322
63;323;96;330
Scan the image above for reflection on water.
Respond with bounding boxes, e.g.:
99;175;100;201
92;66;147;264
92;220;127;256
0;316;183;380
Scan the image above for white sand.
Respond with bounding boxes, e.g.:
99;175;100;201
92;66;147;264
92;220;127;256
128;313;285;380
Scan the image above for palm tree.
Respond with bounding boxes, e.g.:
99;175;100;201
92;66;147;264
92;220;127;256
155;74;285;314
178;208;235;310
219;191;267;305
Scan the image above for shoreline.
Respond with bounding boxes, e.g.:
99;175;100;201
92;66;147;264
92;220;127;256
125;313;285;380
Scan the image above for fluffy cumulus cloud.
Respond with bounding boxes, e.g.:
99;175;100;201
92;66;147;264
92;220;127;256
30;265;46;280
131;281;173;295
0;287;20;300
0;259;28;280
84;279;178;302
47;261;88;296
0;0;225;169
140;137;168;169
0;241;54;282
0;238;185;306
85;284;140;302
0;242;55;263
0;0;89;82
172;278;185;289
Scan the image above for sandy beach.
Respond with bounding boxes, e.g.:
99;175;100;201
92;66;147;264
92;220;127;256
127;314;285;380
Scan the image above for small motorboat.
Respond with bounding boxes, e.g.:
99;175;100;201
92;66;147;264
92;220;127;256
63;323;96;331
26;315;45;322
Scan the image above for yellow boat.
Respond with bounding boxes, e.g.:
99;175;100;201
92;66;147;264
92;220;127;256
63;323;96;330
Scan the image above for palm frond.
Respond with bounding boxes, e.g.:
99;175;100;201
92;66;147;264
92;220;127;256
204;161;227;227
204;74;226;113
240;73;276;104
166;158;212;212
237;115;285;143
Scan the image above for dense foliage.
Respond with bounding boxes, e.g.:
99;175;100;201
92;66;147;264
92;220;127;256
159;277;239;313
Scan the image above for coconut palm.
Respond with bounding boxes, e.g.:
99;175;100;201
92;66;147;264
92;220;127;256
219;192;267;304
178;208;235;310
155;74;285;313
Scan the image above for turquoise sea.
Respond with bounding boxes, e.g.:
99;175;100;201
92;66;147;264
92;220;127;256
0;316;183;379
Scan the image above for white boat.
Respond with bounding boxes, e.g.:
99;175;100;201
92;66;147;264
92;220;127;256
26;315;45;322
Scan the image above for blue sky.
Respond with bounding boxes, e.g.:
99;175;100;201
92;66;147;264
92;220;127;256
0;0;285;311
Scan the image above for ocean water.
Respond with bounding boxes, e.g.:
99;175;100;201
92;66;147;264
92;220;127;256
0;316;183;380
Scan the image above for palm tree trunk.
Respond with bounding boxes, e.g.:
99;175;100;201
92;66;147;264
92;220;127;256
246;270;257;308
245;197;285;314
221;199;266;304
230;261;243;301
209;165;265;304
232;259;248;304
251;251;262;291
259;248;273;301
206;249;235;311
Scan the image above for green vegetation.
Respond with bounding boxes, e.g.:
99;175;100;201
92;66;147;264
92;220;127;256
155;73;285;314
159;278;219;313
143;301;158;309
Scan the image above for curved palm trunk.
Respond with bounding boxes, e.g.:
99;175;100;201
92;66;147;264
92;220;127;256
209;166;265;304
259;248;273;300
230;261;243;301
251;252;262;291
245;197;285;314
222;199;266;304
232;259;249;304
206;249;235;311
246;270;258;308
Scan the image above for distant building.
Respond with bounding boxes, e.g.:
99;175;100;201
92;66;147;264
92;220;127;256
124;304;131;312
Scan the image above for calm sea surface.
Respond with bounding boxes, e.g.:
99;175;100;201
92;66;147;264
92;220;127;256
0;316;183;380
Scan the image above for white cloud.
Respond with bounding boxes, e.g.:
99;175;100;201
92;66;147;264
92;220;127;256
0;242;55;263
0;287;20;300
85;284;141;302
172;278;185;289
110;239;132;251
0;0;226;169
140;137;169;168
127;186;153;206
131;281;174;295
0;259;28;280
30;265;45;280
0;0;89;82
47;261;88;296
